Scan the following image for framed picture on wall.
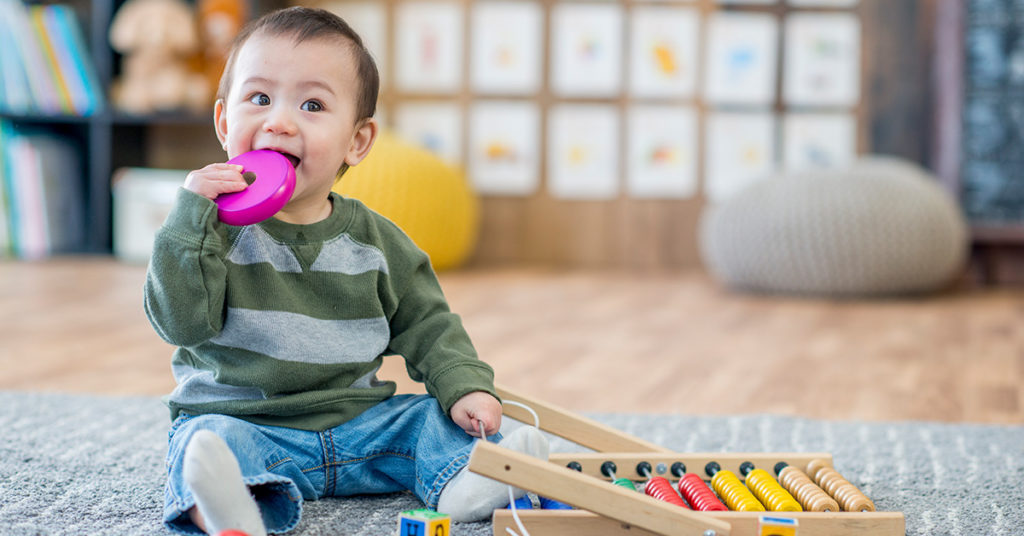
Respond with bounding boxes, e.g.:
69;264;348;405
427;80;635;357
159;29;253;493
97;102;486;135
704;12;778;106
627;105;699;198
547;104;620;199
629;6;701;99
468;101;541;196
470;1;544;95
395;2;463;93
394;101;463;164
782;112;857;170
550;3;623;97
705;111;776;202
783;13;861;107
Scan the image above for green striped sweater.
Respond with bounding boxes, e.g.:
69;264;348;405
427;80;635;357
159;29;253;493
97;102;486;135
144;189;495;431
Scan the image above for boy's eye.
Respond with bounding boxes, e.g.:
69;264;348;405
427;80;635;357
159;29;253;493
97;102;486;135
249;93;270;106
301;100;323;112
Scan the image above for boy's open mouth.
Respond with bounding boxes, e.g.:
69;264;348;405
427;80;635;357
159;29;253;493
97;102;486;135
274;150;301;169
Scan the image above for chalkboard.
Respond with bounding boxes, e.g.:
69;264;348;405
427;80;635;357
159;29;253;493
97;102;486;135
961;0;1024;222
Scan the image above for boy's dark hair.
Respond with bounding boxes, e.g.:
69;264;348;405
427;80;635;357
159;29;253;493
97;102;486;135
217;6;379;123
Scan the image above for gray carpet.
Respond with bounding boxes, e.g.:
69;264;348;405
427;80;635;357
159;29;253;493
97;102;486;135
1;391;1021;535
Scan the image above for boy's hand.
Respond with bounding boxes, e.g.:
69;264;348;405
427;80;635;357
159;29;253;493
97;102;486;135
184;163;250;200
450;391;502;438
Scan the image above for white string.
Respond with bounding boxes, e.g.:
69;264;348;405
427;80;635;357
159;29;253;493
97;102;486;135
505;487;525;536
502;400;540;428
479;401;542;536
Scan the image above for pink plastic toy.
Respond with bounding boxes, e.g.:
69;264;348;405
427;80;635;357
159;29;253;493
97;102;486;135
216;149;296;225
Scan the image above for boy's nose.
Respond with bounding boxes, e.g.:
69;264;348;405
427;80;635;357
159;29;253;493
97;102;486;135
262;106;298;135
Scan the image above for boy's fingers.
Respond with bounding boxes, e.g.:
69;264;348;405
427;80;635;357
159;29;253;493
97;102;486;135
206;163;244;171
208;166;246;182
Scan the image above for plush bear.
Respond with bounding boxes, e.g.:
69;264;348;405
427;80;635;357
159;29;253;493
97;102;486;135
109;0;210;113
197;0;248;97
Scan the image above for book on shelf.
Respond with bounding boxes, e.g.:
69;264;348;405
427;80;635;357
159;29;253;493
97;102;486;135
0;122;11;256
46;5;103;116
0;120;85;259
0;2;32;114
0;0;103;116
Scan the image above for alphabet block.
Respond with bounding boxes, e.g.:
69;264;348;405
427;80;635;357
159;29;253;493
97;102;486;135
397;509;450;536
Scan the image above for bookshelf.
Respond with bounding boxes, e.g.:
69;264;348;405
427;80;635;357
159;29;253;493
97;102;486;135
0;0;274;255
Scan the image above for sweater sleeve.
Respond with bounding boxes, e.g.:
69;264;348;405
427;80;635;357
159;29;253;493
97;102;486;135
143;188;232;348
386;253;497;414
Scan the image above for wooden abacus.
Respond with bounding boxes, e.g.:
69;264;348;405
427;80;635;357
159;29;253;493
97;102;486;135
472;385;906;536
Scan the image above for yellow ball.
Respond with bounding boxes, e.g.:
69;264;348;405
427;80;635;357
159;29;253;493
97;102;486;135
334;131;479;271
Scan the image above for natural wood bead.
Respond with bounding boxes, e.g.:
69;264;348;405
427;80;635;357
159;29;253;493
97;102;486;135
806;459;876;512
778;465;840;512
806;458;832;478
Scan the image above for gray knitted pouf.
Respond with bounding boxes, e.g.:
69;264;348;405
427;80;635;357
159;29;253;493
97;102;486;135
699;156;969;297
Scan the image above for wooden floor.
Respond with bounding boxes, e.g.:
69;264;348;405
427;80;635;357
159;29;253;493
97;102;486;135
1;258;1022;425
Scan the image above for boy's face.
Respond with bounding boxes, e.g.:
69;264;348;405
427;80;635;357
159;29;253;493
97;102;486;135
215;31;376;221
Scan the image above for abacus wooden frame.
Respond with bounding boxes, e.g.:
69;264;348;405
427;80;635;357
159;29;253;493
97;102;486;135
476;385;907;536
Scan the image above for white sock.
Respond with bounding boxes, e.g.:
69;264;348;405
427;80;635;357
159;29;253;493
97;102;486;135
183;429;268;536
437;426;550;522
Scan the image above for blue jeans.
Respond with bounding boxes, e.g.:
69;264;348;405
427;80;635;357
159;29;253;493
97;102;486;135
164;394;490;534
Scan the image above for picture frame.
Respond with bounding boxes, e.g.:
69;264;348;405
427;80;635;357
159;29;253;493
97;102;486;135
704;111;776;202
629;7;701;99
468;100;541;196
550;3;624;97
782;112;857;170
470;1;544;95
547;104;620;199
704;12;779;106
394;101;464;165
783;13;861;107
394;1;464;93
627;105;699;199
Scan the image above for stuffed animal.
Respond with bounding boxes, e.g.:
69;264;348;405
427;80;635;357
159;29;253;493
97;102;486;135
109;0;210;113
197;0;248;97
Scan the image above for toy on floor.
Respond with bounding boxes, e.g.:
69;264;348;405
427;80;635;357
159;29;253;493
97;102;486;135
216;150;296;226
757;516;798;536
671;462;728;512
738;462;801;512
536;496;572;510
470;384;906;536
398;508;450;536
773;462;839;512
506;495;533;510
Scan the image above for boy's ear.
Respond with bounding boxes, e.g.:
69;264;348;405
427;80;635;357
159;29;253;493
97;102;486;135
344;118;379;167
214;99;228;150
